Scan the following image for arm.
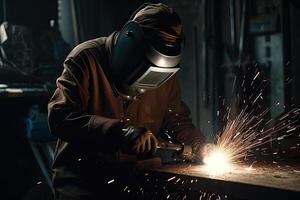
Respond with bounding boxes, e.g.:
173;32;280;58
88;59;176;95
161;77;206;153
48;52;121;151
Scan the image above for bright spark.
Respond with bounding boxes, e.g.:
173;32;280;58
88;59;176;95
201;107;299;175
203;146;233;174
167;176;176;182
199;66;300;175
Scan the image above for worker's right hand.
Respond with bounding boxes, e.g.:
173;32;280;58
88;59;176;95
201;143;215;158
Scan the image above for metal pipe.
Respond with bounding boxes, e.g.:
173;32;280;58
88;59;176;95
202;0;209;108
70;0;79;44
238;0;247;61
230;0;236;50
2;0;6;21
194;25;200;126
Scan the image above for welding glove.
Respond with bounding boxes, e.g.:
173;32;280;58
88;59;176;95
108;122;158;155
201;143;215;157
187;140;209;163
192;143;215;163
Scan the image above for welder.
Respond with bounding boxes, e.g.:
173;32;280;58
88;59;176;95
48;3;206;199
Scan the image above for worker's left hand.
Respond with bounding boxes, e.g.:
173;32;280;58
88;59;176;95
110;122;158;155
132;130;158;154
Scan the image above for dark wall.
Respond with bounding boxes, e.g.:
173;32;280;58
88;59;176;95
59;0;158;46
2;0;57;27
290;3;300;106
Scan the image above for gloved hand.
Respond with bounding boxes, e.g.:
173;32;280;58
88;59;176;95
200;143;215;157
108;122;158;155
132;130;158;154
184;139;207;163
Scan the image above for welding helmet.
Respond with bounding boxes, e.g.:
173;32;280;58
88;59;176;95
111;20;183;98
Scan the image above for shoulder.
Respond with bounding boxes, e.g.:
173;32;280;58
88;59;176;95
60;38;106;79
66;37;107;60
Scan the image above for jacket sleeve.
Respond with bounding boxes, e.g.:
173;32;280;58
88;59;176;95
47;52;120;148
161;76;206;149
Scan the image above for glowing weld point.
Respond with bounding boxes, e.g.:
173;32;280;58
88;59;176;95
245;166;253;171
203;147;232;175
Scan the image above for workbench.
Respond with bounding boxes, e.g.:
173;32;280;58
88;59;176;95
140;163;300;200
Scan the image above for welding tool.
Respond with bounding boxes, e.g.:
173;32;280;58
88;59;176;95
154;132;196;163
157;141;183;153
157;132;184;154
134;131;198;164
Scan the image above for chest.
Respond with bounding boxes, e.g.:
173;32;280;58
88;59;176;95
95;90;168;135
87;65;170;134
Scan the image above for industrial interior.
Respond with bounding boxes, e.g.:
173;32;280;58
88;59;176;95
1;0;300;199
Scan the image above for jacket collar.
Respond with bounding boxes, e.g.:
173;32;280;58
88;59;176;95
105;31;118;66
104;32;120;97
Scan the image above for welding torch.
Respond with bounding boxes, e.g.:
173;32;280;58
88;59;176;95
155;132;198;163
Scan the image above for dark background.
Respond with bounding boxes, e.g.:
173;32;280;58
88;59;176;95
0;0;300;199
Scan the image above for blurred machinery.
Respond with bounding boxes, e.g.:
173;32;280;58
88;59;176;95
0;1;68;199
0;21;69;85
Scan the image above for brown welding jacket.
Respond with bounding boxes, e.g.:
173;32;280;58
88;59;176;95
48;32;205;184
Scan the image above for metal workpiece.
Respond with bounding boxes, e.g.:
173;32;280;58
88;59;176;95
157;142;183;152
142;163;300;200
